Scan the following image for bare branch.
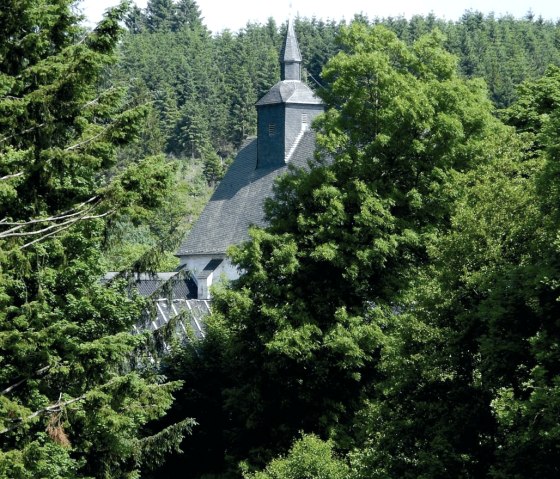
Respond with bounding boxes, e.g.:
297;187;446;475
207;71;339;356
0;197;100;238
0;377;122;434
82;86;117;109
0;196;99;227
19;210;115;249
0;123;46;144
64;129;106;152
0;393;87;434
0;206;97;238
1;366;51;396
1;205;97;233
18;222;76;249
0;172;24;181
0;192;113;248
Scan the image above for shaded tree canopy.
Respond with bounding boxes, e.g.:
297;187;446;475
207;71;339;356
3;1;560;477
152;17;560;479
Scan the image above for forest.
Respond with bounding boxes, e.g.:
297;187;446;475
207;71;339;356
1;0;560;477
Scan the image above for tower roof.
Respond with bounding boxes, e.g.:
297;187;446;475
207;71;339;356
255;80;323;106
280;19;302;64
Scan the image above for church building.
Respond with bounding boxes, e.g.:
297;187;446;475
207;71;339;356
175;19;324;299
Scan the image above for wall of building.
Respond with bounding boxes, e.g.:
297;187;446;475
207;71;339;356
281;62;300;81
284;104;324;159
257;104;285;168
179;254;239;281
178;254;240;299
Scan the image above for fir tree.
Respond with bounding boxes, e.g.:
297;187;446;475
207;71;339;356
0;2;193;476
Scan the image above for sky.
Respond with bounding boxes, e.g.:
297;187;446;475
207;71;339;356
79;0;559;33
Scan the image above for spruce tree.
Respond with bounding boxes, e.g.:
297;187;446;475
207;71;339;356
146;0;175;32
0;2;192;476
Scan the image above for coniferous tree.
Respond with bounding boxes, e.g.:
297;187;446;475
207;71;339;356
173;0;204;31
146;0;175;32
0;2;193;476
126;12;560;478
125;4;148;33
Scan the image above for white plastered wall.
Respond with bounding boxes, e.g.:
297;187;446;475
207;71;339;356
179;254;240;299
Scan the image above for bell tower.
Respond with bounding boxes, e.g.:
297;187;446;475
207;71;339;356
255;18;324;169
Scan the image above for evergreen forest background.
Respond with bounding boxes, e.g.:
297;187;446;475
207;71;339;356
1;0;560;477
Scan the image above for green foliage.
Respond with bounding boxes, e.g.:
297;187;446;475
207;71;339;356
376;11;560;107
0;439;77;479
202;147;226;186
139;0;204;33
183;25;507;474
117;8;560;173
146;0;175;32
0;1;192;476
101;156;211;272
244;435;350;479
95;6;560;478
347;59;560;479
156;15;560;478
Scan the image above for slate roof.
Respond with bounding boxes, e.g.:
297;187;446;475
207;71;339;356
281;20;302;63
256;80;323;106
177;131;317;256
203;258;224;272
102;272;198;299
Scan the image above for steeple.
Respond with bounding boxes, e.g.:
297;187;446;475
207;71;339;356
255;15;323;169
280;19;302;81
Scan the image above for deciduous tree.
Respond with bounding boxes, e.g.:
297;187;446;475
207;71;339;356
206;24;504;468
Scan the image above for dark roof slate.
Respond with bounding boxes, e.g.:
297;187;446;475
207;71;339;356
203;258;224;271
102;272;198;299
177;131;317;256
255;80;323;106
281;20;302;63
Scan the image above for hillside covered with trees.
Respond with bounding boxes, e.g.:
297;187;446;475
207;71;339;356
1;0;560;477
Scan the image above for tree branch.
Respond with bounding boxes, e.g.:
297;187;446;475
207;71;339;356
19;210;115;249
1;365;51;396
1;208;95;238
82;86;117;109
0;123;46;144
0;172;24;181
64;129;107;152
0;196;101;238
0;196;99;228
0;377;122;434
0;394;87;434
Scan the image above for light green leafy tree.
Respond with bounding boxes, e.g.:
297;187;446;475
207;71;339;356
349;65;560;479
244;435;350;479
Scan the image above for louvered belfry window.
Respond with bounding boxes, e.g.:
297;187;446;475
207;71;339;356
268;123;276;136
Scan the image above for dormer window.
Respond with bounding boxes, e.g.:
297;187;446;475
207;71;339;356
268;123;276;136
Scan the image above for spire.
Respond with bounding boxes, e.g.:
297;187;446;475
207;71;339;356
280;18;302;81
